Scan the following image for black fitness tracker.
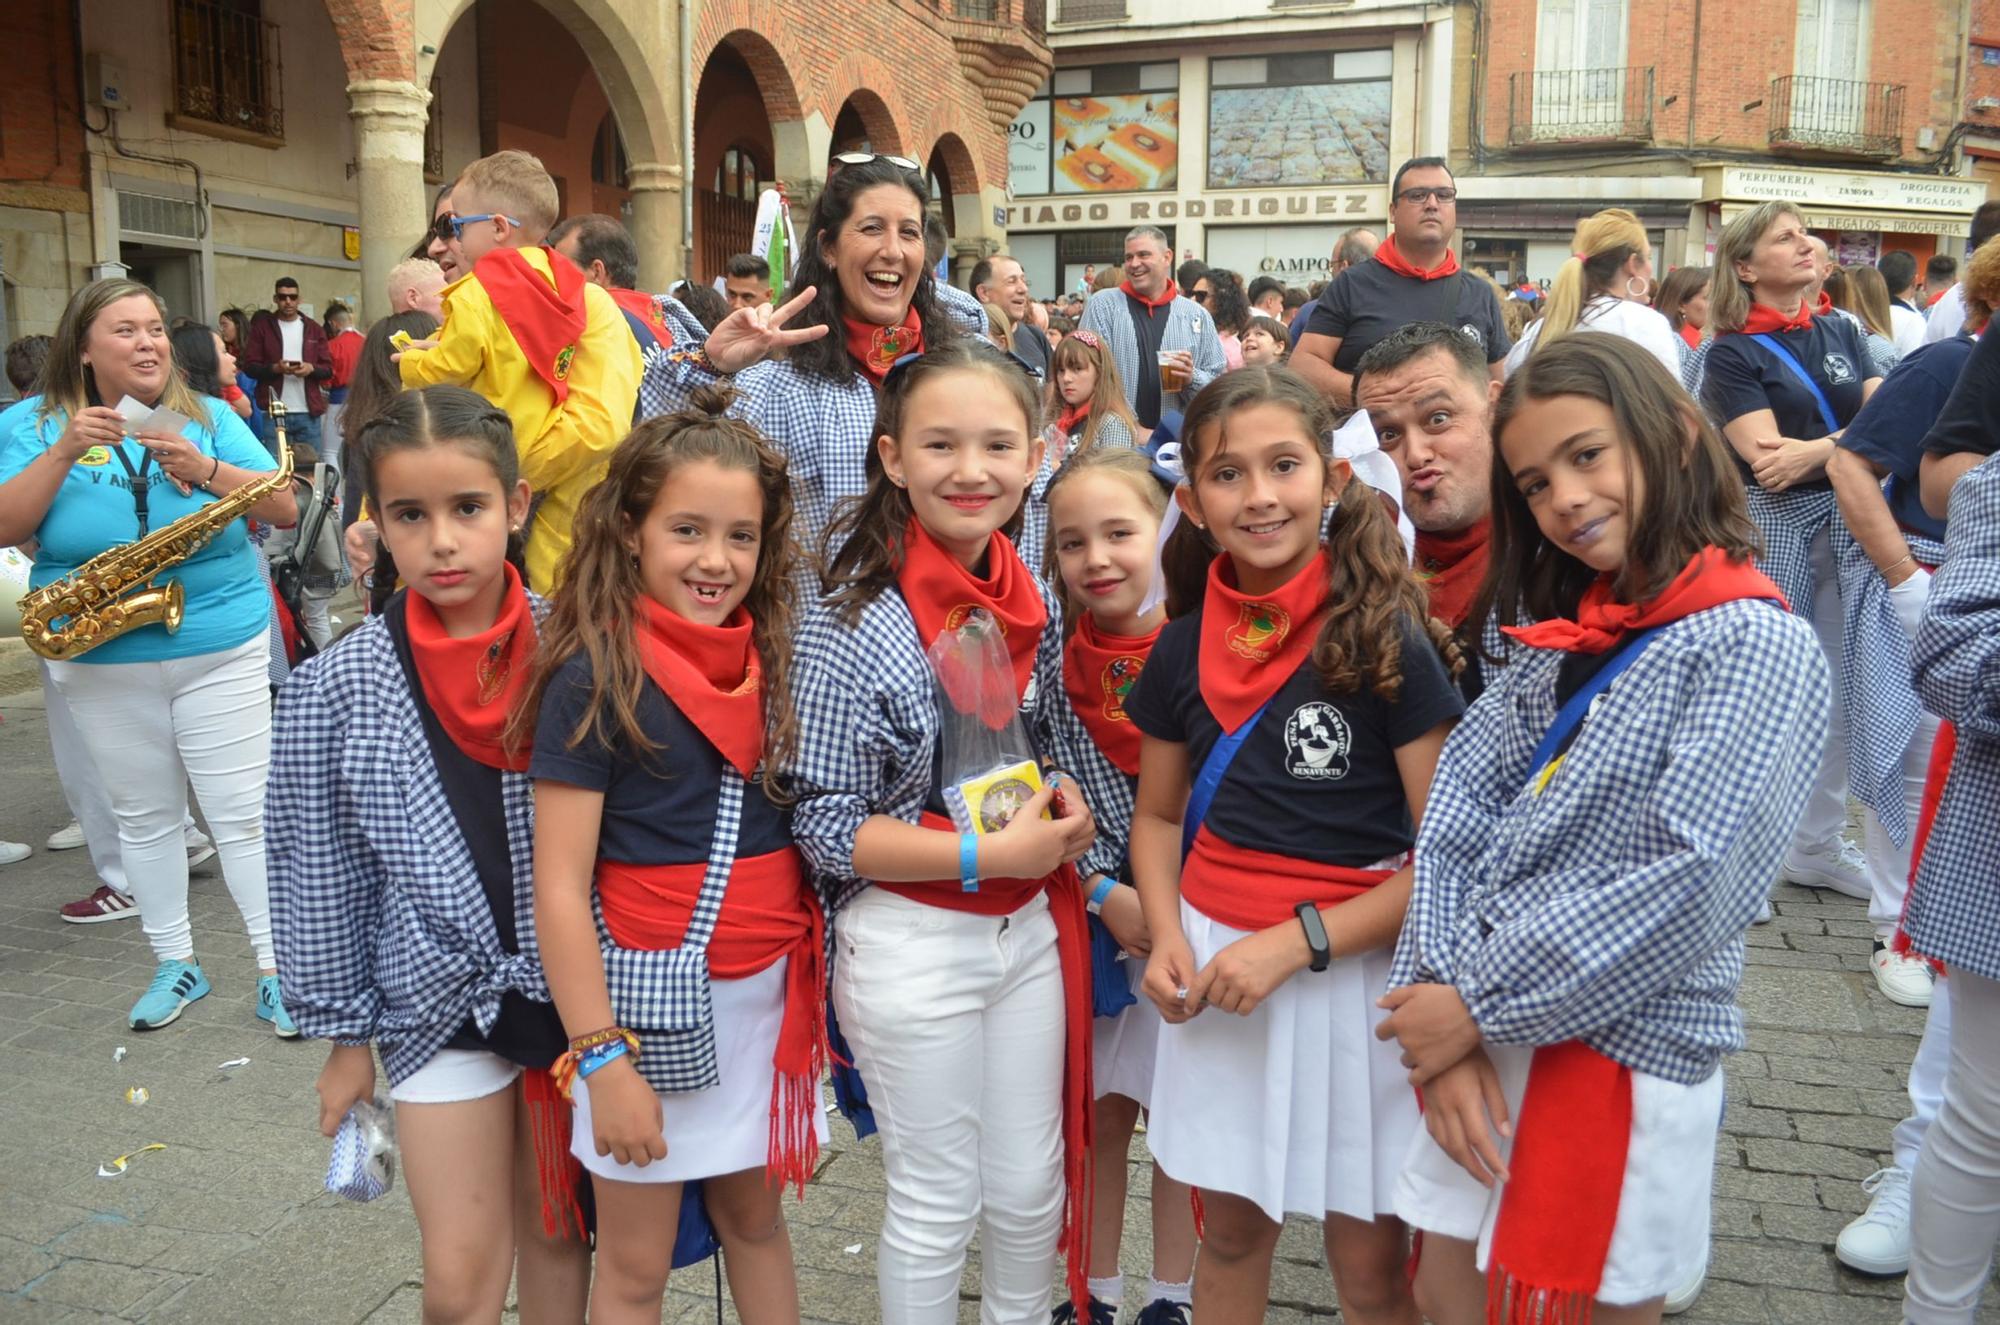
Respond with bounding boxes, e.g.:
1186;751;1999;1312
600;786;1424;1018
1294;901;1331;972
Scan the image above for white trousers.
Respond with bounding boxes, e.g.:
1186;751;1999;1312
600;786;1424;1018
1907;971;2000;1324
1898;976;1955;1174
1795;527;1853;849
1862;568;1942;937
40;662;203;894
45;635;275;968
832;886;1066;1325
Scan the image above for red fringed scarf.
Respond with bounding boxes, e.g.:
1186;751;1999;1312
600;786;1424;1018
1197;553;1327;734
633;596;764;778
476;247;588;403
1414;518;1491;630
1062;615;1161;777
1375;238;1461;282
1503;548;1787;654
1736;300;1815;336
403;562;536;770
896;519;1046;724
843;307;923;387
521;1071;589;1239
609;286;675;351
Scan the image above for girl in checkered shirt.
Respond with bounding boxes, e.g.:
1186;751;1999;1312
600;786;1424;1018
785;340;1103;1322
1382;333;1830;1325
268;386;588;1322
1121;366;1464;1325
522;387;826;1323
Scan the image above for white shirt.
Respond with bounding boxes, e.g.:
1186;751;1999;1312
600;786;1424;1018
1889;303;1927;357
1924;285;1967;345
278;317;307;414
1503;296;1683;381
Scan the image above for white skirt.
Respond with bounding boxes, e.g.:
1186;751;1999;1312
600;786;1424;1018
1146;900;1418;1223
1393;1043;1722;1306
571;958;830;1184
1094;955;1162;1107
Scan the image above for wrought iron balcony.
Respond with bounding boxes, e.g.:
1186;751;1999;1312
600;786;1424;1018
1507;67;1654;147
171;0;285;142
1769;75;1904;158
1056;0;1127;22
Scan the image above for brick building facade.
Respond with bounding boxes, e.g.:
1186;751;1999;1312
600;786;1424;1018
0;0;1044;354
1450;0;1987;282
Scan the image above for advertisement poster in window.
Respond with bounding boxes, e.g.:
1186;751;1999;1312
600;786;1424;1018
1208;51;1393;189
1052;94;1179;193
1010;99;1051;199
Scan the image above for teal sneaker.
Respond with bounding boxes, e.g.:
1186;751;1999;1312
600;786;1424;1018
130;960;210;1029
256;974;299;1038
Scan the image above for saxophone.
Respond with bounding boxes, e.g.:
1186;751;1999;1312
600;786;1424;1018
20;402;295;660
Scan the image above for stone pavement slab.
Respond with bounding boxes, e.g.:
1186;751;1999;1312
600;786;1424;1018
5;682;1999;1321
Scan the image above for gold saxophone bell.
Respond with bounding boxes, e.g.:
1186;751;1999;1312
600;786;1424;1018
20;404;291;660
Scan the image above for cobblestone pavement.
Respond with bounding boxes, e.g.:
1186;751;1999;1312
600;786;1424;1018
3;679;1997;1323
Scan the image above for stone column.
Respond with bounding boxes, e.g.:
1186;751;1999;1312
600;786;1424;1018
627;162;685;292
347;79;432;325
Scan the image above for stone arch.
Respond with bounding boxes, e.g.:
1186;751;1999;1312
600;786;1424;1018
827;84;909;158
325;0;418;84
700;28;808;126
925;130;982;197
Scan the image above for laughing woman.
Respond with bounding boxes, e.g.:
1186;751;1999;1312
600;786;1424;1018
638;156;985;569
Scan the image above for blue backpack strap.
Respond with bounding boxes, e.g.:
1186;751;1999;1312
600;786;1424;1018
1181;696;1274;860
1524;626;1668;790
1748;333;1842;436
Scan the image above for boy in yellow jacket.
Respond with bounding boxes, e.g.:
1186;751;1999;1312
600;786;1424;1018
399;149;641;589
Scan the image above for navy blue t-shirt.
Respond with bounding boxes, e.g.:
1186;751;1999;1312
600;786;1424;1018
1840;336;1973;541
1300;261;1511;373
1124;610;1463;868
1701;318;1873;491
1924;328;2000;461
529;651;792;864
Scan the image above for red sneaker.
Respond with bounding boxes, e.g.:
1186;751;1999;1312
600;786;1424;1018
59;885;137;924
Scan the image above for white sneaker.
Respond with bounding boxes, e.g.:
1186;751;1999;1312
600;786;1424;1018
1663;1258;1706;1314
1754;897;1774;925
1836;1167;1911;1275
1783;837;1871;900
0;841;30;866
45;819;85;851
1872;942;1934;1008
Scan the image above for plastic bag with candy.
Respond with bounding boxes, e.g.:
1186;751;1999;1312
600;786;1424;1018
925;608;1050;837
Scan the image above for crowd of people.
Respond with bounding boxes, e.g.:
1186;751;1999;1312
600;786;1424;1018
3;142;2000;1325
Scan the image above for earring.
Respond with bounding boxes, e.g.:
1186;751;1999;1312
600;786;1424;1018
1626;276;1649;299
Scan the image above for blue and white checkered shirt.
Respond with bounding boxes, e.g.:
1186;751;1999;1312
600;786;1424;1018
1389;599;1830;1085
783;574;1114;914
267;609;552;1086
1904;455;2000;982
638;296;988;570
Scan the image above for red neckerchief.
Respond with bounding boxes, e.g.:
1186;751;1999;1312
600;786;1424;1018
1502;547;1787;654
633;595;765;777
1198;553;1327;734
1055;402;1090;440
1118;279;1180;314
608;286;674;351
1062;615;1161;777
896;518;1046;718
1736;299;1816;335
842;306;923;387
403;561;536;771
1679;322;1701;351
1374;237;1460;282
1487;1043;1633;1321
1815;290;1834;316
1414;517;1490;629
474;247;588;404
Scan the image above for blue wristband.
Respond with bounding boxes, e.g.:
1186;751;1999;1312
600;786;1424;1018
959;832;980;893
578;1039;629;1079
1088;875;1117;909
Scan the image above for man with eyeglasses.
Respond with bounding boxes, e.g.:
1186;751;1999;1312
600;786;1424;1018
1292;158;1510;407
241;275;333;449
1078;224;1225;429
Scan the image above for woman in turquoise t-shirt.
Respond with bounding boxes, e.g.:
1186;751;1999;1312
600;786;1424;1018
0;278;299;1033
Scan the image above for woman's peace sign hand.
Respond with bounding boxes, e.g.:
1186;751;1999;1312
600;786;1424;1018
703;286;831;375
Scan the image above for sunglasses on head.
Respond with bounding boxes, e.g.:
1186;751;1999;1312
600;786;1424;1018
832;151;922;173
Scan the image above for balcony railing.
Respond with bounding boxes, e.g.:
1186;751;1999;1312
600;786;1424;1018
1056;0;1126;22
1507;66;1654;147
1769;75;1904;158
171;0;285;142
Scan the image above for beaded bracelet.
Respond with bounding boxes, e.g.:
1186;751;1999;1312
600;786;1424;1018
568;1025;633;1052
551;1027;641;1099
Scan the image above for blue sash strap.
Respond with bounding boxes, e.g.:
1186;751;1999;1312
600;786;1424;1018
1748;333;1841;436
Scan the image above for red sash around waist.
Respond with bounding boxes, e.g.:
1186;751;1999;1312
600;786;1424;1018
879;809;1096;1310
595;847;826;1194
1180;825;1396;932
